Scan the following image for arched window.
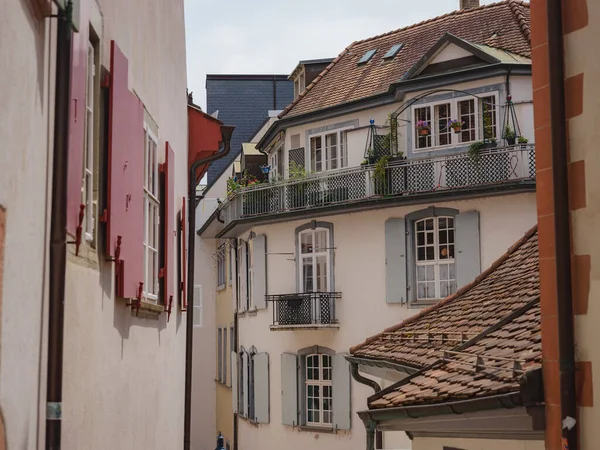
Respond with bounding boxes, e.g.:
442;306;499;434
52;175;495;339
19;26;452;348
305;353;333;426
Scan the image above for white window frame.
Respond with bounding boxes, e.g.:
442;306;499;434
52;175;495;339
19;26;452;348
193;285;203;328
143;126;160;303
237;243;243;311
217;244;226;290
308;127;353;173
82;41;96;242
298;228;331;293
305;353;333;428
414;216;457;301
411;93;499;153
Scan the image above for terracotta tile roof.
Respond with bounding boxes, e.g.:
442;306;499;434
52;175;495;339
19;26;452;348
280;0;531;119
369;301;541;409
350;225;539;369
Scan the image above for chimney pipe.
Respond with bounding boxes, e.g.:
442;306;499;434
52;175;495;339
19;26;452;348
460;0;480;9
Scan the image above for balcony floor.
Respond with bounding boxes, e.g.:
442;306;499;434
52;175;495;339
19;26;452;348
269;324;340;332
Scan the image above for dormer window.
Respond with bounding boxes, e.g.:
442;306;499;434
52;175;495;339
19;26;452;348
293;69;306;100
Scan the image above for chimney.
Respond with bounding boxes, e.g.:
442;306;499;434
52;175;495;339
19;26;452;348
460;0;480;9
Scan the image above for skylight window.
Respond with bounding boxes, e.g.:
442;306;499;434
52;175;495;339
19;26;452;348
383;43;404;60
358;49;377;65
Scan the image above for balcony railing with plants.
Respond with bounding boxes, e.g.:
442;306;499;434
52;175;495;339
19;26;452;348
267;292;341;329
219;143;536;226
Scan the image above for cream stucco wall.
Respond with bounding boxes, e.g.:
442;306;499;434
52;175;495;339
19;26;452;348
60;0;190;449
413;436;544;450
0;3;56;449
235;192;537;450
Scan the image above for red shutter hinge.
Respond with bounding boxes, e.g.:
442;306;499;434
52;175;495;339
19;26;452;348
159;163;166;173
101;73;110;88
166;295;173;322
75;204;85;256
99;209;108;223
126;282;144;316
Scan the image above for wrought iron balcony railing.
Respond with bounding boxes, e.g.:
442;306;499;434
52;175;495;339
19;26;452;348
220;145;536;226
267;292;341;330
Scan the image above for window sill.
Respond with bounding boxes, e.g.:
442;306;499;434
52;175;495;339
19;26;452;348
131;301;163;320
247;307;258;316
409;299;442;309
298;425;335;434
217;284;226;292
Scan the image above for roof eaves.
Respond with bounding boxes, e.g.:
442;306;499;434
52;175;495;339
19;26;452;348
349;224;539;355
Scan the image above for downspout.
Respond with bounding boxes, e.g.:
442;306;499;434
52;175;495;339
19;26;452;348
232;237;239;450
184;125;235;450
547;0;578;448
46;5;72;449
349;362;382;450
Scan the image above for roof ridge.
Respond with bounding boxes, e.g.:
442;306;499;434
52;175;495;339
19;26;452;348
349;224;538;355
279;43;356;119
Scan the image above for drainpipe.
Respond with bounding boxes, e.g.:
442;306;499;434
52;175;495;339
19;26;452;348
232;241;239;450
184;125;235;450
46;5;72;449
547;0;578;448
349;362;382;450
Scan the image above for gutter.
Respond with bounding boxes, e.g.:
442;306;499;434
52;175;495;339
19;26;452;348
546;0;578;448
46;6;72;449
184;125;235;450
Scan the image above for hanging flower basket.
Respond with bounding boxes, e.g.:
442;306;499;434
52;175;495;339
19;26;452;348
448;119;464;134
416;120;430;136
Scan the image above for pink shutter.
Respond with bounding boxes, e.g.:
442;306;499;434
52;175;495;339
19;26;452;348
106;41;144;299
66;11;89;235
180;197;187;310
162;143;176;306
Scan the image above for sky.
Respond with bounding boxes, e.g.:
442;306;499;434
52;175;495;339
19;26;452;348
183;0;502;112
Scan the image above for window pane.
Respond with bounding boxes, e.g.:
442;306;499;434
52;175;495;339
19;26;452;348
414;106;432;149
314;230;327;252
435;103;451;146
326;133;337;170
482;96;497;141
417;266;426;282
417;247;425;261
340;131;348;168
310;136;323;172
301;232;313;254
425;246;435;260
316;255;328;292
302;258;313;292
458;99;476;143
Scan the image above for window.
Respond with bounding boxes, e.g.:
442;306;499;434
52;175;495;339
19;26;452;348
247;348;255;421
143;127;160;302
270;145;283;181
305;354;333;426
233;348;269;423
223;327;228;384
217;329;223;382
217;244;226;289
412;93;499;152
82;41;96;243
415;216;457;300
248;240;254;308
228;327;234;387
358;49;377;64
309;128;351;173
383;43;404;59
228;242;232;284
193;285;203;327
299;228;330;293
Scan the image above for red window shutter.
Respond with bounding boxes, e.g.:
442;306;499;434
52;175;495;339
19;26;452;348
106;41;144;299
161;143;176;306
180;197;187;310
66;18;89;235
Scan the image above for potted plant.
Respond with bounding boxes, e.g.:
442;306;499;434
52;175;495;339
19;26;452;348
503;124;516;145
447;119;464;134
416;120;431;136
517;136;529;149
468;141;486;162
373;155;391;195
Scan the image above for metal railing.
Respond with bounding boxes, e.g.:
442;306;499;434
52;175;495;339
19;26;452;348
220;145;536;226
267;292;341;328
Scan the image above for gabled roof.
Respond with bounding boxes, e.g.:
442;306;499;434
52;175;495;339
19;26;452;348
280;0;530;119
350;226;539;370
369;300;541;409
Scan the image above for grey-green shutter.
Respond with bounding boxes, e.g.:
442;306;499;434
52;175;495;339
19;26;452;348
230;245;237;312
281;353;298;426
385;218;407;304
254;352;270;423
253;235;267;310
332;353;351;430
240;244;247;312
455;211;481;288
242;351;249;417
231;351;238;413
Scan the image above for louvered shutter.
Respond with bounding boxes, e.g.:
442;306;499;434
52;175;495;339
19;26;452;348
385;218;407;304
66;12;89;235
254;353;270;423
332;353;351;430
231;351;238;414
281;353;298;426
230;244;237;312
180;197;187;310
242;351;249;417
455;211;481;288
161;143;175;306
239;244;248;312
106;41;144;299
253;235;267;310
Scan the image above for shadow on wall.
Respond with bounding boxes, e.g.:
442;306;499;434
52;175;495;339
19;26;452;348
0;408;6;450
18;0;47;110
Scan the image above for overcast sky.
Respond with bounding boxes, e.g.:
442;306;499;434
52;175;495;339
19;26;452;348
183;0;504;111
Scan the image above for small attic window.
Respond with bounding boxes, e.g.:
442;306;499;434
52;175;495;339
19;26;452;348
383;43;404;60
358;49;377;65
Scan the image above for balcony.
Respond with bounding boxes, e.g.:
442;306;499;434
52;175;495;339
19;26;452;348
267;292;341;331
215;145;535;233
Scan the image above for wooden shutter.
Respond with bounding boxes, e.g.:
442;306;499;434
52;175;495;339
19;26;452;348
385;218;407;304
231;351;238;414
254;352;270;424
161;143;176;306
253;235;267;310
106;41;144;299
242;351;249;417
281;353;298;426
66;11;89;235
239;244;248;312
230;244;237;312
180;197;187;310
455;211;481;288
332;353;351;431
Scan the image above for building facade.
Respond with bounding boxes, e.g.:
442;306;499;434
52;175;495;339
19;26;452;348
199;2;535;449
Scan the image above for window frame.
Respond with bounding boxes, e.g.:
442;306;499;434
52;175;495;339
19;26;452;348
307;127;353;173
217;244;226;290
295;222;335;294
248;239;254;309
304;353;333;427
411;93;499;153
298;228;331;293
193;285;203;328
143;126;160;303
82;40;96;243
297;346;336;430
